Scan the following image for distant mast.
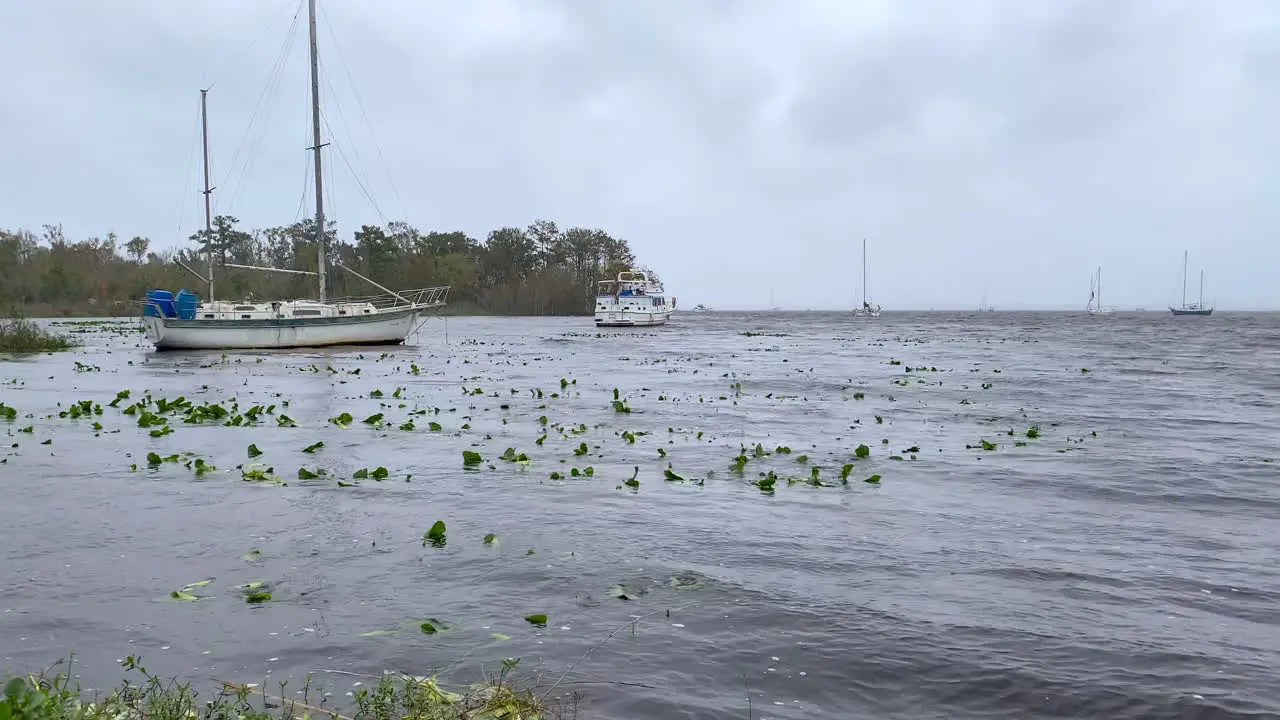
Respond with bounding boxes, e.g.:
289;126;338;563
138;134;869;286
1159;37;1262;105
200;88;215;302
307;0;328;303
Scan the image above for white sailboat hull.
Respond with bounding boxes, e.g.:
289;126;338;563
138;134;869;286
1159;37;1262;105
142;307;423;350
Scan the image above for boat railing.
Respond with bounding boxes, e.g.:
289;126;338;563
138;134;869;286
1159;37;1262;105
328;285;452;310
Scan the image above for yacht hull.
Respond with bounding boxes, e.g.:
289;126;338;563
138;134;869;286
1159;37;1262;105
142;307;423;350
1169;307;1213;316
595;310;673;328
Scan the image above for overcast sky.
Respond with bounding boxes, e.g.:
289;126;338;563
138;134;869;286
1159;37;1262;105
1;0;1277;310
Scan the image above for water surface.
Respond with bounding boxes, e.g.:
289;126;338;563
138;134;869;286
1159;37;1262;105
2;311;1279;719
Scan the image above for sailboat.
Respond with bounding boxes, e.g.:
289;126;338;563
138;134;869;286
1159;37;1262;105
1086;266;1116;315
140;0;449;351
1169;251;1214;316
852;238;881;318
978;285;995;312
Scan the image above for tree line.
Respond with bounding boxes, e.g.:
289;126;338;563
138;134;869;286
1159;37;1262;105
0;218;641;316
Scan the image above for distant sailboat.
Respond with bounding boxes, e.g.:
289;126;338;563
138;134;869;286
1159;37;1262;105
979;285;995;312
852;238;881;318
1169;251;1214;316
1086;267;1116;315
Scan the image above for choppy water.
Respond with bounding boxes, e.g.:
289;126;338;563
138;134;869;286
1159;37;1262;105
2;311;1279;719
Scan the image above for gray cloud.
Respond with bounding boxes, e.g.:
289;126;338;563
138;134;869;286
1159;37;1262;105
1;0;1276;309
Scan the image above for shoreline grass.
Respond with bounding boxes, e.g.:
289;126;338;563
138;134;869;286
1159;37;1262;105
0;316;77;353
1;656;568;720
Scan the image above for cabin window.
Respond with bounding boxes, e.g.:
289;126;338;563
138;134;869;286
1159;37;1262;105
235;305;256;311
339;310;347;315
294;309;322;317
240;315;251;319
203;314;214;319
364;309;371;314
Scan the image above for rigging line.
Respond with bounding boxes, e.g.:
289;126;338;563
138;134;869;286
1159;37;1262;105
174;94;204;243
318;3;407;220
203;0;305;91
292;144;312;225
324;111;388;226
318;55;380;219
220;7;303;212
318;63;386;223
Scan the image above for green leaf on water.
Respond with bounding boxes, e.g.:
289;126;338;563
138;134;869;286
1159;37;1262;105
424;520;447;547
483;533;498;545
297;467;320;480
623;466;639;488
353;468;369;479
170;591;200;601
524;614;548;627
247;443;263;458
663;468;685;482
573;442;588;456
463;450;483;466
490;632;512;641
147;452;162;466
372;466;389;480
301;441;324;454
755;472;776;491
980;439;997;451
855;444;870;458
840;464;854;482
428;421;442;431
864;474;882;484
875;415;884;424
243;548;263;562
1026;426;1040;439
419;618;450;634
245;592;271;604
795;454;809;464
363;413;384;425
329;412;353;428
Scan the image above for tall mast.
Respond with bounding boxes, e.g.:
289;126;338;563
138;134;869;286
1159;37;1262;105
1198;269;1204;307
1181;250;1188;308
862;238;867;307
307;0;328;302
1097;267;1102;308
200;89;215;301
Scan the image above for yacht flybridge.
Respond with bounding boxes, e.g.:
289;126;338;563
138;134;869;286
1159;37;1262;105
595;269;676;327
139;0;449;351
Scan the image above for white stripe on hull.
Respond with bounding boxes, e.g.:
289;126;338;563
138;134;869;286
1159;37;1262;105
142;309;422;350
594;311;672;327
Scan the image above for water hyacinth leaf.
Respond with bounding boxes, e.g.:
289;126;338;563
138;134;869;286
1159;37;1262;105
623;466;639;488
483;533;498;545
363;413;384;425
353;468;369;479
372;466;389;480
840;464;854;482
607;584;633;600
147;452;162;466
424;520;447;547
981;439;997;451
1026;427;1040;439
302;441;324;453
419;618;450;634
247;443;263;458
170;590;200;601
297;467;320;480
428;421;443;431
329;412;354;428
243;548;263;562
668;574;705;591
855;444;870;458
245;591;272;603
864;474;882;484
524;614;548;627
462;450;483;466
663;469;685;482
491;632;512;641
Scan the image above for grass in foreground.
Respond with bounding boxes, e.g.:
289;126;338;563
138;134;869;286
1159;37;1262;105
0;317;76;353
1;657;567;720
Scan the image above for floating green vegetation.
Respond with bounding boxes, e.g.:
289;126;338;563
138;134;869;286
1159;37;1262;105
240;463;281;483
623;466;640;489
482;533;498;545
328;412;354;428
363;413;384;425
864;474;882;484
754;472;776;492
610;388;632;413
523;613;547;627
500;448;530;464
246;443;263;458
419;618;451;634
169;578;214;602
1026;426;1041;439
855;444;870;458
462;450;484;466
0;316;76;353
0;403;18;420
423;520;447;547
353;466;389;480
296;467;323;480
573;441;588;456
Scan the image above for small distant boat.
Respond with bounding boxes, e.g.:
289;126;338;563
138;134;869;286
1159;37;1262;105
1086;266;1117;315
852;238;881;318
691;304;711;312
1169;250;1214;316
978;286;995;312
595;268;676;327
